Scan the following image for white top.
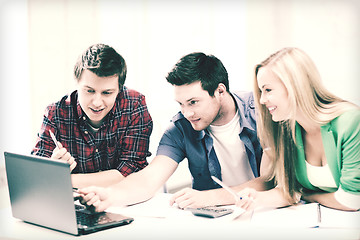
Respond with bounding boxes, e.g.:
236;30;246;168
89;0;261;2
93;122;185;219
208;111;254;187
305;161;337;188
306;160;360;209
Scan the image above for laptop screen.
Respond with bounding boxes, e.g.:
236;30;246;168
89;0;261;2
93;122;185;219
5;152;79;235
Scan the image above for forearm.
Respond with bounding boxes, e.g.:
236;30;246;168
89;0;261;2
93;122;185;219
107;173;163;207
301;192;357;211
72;169;125;188
106;156;178;207
232;176;274;192
255;188;292;208
205;177;275;206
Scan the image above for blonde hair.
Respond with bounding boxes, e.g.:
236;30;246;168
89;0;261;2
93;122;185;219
253;47;358;203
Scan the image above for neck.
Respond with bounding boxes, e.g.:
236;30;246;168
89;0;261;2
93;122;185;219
296;113;320;135
212;92;237;126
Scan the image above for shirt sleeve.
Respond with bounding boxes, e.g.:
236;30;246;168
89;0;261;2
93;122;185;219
337;110;360;195
156;122;186;164
31;104;58;158
116;94;153;177
334;186;360;210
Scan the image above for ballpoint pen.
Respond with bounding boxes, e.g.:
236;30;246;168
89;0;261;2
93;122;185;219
49;129;60;149
211;176;242;202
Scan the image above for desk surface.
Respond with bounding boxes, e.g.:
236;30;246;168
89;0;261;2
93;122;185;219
1;172;359;240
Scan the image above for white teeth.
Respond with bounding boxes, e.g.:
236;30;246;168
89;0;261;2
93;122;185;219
268;107;276;111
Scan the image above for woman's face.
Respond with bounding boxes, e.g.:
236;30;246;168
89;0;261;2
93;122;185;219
257;67;291;122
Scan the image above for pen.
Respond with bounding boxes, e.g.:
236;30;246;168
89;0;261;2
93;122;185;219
49;129;60;149
211;176;242;201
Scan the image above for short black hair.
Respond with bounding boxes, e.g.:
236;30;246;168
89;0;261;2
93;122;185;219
166;52;229;96
74;43;127;87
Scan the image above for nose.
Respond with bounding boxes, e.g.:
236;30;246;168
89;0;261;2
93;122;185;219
92;93;103;107
182;106;194;119
259;92;267;105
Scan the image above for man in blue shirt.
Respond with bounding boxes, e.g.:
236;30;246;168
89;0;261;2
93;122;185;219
80;52;270;211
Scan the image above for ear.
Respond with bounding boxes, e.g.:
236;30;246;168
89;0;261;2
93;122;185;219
217;83;226;95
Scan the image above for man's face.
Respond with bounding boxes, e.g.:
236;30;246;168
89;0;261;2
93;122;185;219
77;69;119;128
174;81;221;131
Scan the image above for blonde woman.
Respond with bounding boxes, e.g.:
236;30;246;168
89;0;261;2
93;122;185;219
237;47;360;211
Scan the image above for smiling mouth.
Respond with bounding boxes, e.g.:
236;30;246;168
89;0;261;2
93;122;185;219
189;118;201;124
268;106;276;114
90;108;104;113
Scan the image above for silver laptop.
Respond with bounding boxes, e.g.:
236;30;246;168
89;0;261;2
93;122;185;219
4;151;134;235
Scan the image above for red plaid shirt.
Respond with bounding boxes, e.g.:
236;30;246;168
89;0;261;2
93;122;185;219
31;86;153;176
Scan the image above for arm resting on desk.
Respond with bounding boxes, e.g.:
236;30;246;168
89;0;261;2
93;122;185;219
80;155;178;212
301;191;359;211
72;169;125;188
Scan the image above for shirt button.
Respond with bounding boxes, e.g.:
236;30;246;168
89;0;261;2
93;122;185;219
83;116;86;121
95;149;98;153
84;131;88;134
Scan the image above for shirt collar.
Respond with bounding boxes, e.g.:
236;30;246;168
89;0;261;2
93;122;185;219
230;92;256;133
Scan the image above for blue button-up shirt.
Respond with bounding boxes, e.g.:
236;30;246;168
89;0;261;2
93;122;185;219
156;91;262;190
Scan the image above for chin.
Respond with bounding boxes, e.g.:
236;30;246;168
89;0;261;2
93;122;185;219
191;124;205;131
271;116;281;122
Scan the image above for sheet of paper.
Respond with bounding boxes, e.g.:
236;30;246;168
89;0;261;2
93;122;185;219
250;203;320;228
319;205;360;229
106;193;245;221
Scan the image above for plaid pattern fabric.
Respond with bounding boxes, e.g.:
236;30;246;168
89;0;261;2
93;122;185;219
31;86;153;176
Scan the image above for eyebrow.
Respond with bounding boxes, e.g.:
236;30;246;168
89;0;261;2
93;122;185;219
175;97;197;105
260;84;269;90
84;85;116;92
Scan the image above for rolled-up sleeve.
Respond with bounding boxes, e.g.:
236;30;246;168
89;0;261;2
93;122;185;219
336;110;360;209
156;123;186;164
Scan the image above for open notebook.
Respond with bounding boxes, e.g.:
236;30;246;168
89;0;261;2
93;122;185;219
4;151;134;235
251;202;360;229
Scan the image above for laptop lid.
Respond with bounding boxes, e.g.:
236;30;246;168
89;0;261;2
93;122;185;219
4;151;133;235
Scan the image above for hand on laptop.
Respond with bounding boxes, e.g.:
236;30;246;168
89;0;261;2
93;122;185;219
78;186;112;212
51;142;77;172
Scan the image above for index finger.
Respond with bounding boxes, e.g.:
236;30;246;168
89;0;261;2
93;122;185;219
169;188;187;205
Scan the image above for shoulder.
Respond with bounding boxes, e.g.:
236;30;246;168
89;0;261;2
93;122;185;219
232;91;254;105
232;91;257;126
164;112;200;139
232;91;256;112
120;86;145;98
116;86;149;112
329;109;360;134
326;109;360;147
44;92;74;117
166;112;188;134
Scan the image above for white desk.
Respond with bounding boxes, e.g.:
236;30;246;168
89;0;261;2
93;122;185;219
1;190;359;240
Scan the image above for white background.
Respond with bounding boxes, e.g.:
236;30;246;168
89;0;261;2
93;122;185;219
1;0;359;167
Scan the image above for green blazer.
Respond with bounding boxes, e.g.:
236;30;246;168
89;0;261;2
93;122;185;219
294;109;360;195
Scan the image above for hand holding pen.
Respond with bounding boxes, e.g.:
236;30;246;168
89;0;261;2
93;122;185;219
211;176;256;211
49;130;77;172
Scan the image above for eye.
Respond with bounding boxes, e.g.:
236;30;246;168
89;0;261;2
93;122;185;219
103;91;112;95
87;89;95;93
264;88;272;93
189;100;197;106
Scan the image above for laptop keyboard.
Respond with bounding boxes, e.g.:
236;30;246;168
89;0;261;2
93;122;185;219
75;205;115;227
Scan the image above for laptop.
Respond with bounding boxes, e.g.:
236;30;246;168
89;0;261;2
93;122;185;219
4;151;134;236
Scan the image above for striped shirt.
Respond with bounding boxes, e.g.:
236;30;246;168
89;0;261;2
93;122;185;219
31;86;153;176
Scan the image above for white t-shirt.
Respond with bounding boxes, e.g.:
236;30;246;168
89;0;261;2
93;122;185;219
305;160;360;209
305;161;337;189
208;111;254;187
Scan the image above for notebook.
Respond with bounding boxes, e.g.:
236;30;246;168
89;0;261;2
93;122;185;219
4;151;134;236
